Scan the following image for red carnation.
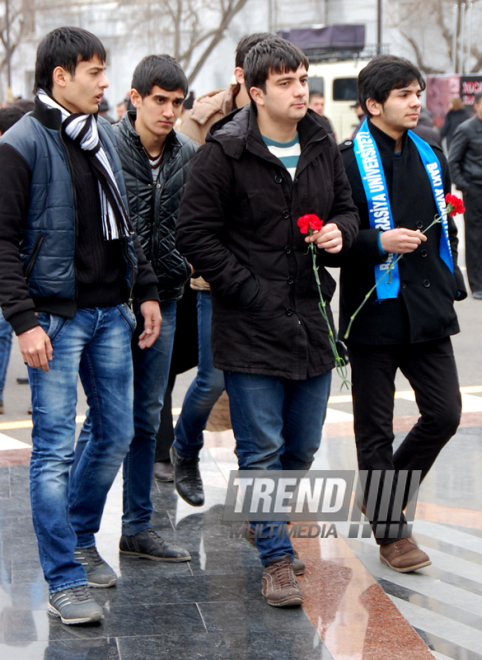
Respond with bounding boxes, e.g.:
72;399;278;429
297;214;324;234
445;193;465;217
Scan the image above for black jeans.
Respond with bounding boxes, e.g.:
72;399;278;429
348;337;461;545
464;184;482;293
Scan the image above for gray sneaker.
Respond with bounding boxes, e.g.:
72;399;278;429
74;546;117;588
48;585;104;625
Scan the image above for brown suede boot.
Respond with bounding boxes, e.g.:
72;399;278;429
243;523;305;575
261;555;304;607
379;537;431;573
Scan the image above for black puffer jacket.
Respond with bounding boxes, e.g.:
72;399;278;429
114;112;197;303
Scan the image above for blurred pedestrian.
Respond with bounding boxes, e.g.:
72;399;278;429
449;91;482;298
440;97;469;150
308;91;336;137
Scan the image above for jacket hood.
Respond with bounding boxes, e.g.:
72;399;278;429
189;84;239;126
207;103;330;161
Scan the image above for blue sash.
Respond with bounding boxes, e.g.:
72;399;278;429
354;120;454;300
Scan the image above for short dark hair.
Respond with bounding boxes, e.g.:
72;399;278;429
235;33;273;69
34;27;106;93
131;55;188;98
309;91;324;101
358;54;426;117
0;106;25;134
243;36;309;95
474;92;482;104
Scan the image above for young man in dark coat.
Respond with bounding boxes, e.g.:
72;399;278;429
0;28;161;624
339;55;467;573
80;55;197;562
176;36;359;607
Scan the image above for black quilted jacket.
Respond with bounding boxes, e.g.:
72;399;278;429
114;112;197;304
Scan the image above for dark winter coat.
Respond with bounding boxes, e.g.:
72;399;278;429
339;120;466;346
448;115;482;192
114;112;198;304
440;108;469;149
176;104;359;379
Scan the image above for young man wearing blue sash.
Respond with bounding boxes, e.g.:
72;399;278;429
339;55;467;572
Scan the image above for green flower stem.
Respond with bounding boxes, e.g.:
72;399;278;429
344;216;442;340
310;242;351;390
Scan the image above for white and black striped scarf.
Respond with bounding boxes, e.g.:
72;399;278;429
38;89;130;241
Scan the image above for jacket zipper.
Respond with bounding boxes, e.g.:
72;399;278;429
59;130;79;301
24;234;45;281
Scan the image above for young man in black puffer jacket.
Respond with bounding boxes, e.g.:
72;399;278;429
110;55;197;562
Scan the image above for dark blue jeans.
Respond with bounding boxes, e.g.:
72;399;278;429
122;301;176;535
174;291;225;457
224;370;332;566
30;306;136;593
74;302;177;538
0;308;12;395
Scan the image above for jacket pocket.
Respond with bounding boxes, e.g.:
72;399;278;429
24;234;45;281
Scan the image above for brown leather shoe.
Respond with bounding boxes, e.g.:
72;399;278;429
261;555;304;607
379;537;431;573
153;460;174;482
243;523;305;575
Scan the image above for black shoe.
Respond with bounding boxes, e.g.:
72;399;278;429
170;444;205;507
17;377;29;385
119;528;191;562
153;460;174;482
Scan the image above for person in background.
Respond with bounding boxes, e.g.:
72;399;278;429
441;97;469;150
169;32;272;505
308;91;336;138
449;91;482;299
412;107;442;146
116;99;128;120
107;54;197;560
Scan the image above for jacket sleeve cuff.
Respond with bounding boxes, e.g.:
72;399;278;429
134;283;160;305
8;310;40;336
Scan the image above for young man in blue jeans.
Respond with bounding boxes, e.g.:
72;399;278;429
0;28;161;625
176;37;359;607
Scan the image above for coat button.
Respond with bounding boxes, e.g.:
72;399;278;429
287;276;294;285
157;183;161;189
274;175;283;183
416;221;423;229
293;177;299;184
286;307;293;316
401;282;407;289
423;279;431;287
420;249;428;257
283;210;290;219
284;246;292;254
147;183;152;188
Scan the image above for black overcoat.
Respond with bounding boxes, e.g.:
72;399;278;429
176;105;359;379
339;120;466;345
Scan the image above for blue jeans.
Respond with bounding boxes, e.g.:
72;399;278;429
224;370;332;566
122;301;176;535
174;291;225;458
0;308;13;394
30;306;136;593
